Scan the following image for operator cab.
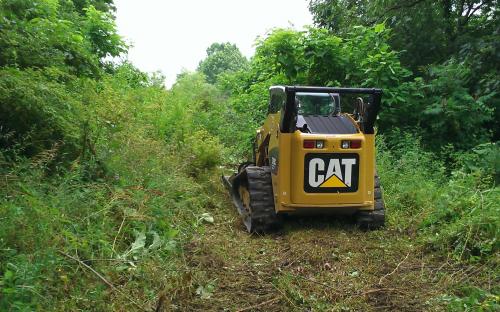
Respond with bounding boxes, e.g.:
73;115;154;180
296;92;341;116
295;92;358;135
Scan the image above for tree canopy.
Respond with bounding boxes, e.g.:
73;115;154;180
0;0;125;77
0;0;127;160
308;0;499;71
197;42;248;84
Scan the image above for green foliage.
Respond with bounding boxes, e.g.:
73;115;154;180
440;286;500;311
0;155;215;310
308;0;371;34
157;71;244;166
453;143;500;184
423;172;499;261
418;61;494;150
71;0;116;14
252;29;307;82
377;134;499;261
308;0;500;144
0;2;228;308
0;63;226;310
83;5;126;60
182;130;223;177
308;0;499;70
198;42;248;84
0;68;83;160
0;0;126;166
377;133;446;229
0;0;125;76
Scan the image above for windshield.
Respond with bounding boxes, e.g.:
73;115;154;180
296;92;340;116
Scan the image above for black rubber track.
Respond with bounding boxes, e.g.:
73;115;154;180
355;175;385;229
243;166;283;233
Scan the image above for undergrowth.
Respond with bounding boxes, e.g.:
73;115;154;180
377;133;499;310
378;133;499;262
0;71;226;310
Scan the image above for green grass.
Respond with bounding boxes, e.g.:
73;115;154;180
0;154;222;310
377;134;499;262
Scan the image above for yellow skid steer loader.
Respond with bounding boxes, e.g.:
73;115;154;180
222;86;384;232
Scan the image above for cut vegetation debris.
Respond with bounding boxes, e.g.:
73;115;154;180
174;193;498;311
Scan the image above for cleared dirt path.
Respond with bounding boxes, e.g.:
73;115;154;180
171;195;471;311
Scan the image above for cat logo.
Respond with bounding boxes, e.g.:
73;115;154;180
304;153;359;193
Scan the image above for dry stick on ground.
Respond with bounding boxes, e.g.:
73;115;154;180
236;297;280;312
112;215;126;256
83;194;119;223
378;251;411;285
281;250;310;269
59;251;147;311
271;283;298;309
443;263;486;287
430;258;452;283
455;264;487;284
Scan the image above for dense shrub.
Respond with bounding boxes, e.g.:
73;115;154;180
0;151;216;310
0;66;225;310
377;134;499;261
0;68;83;161
181;130;223;177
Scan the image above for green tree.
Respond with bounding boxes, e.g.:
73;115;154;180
308;0;499;144
71;0;115;14
0;0;126;162
308;0;499;71
198;42;248;83
0;0;126;76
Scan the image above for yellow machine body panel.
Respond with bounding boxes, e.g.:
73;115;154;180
256;112;375;214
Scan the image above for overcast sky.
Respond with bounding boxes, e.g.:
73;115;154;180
114;0;313;86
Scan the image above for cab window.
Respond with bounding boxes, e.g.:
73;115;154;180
296;92;340;116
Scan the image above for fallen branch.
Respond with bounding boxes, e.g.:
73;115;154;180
457;264;486;283
281;250;309;269
112;215;126;256
59;251;146;311
378;251;410;285
271;283;298;308
237;297;279;312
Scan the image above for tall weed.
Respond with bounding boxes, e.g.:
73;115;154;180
377;133;499;261
0;67;225;310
